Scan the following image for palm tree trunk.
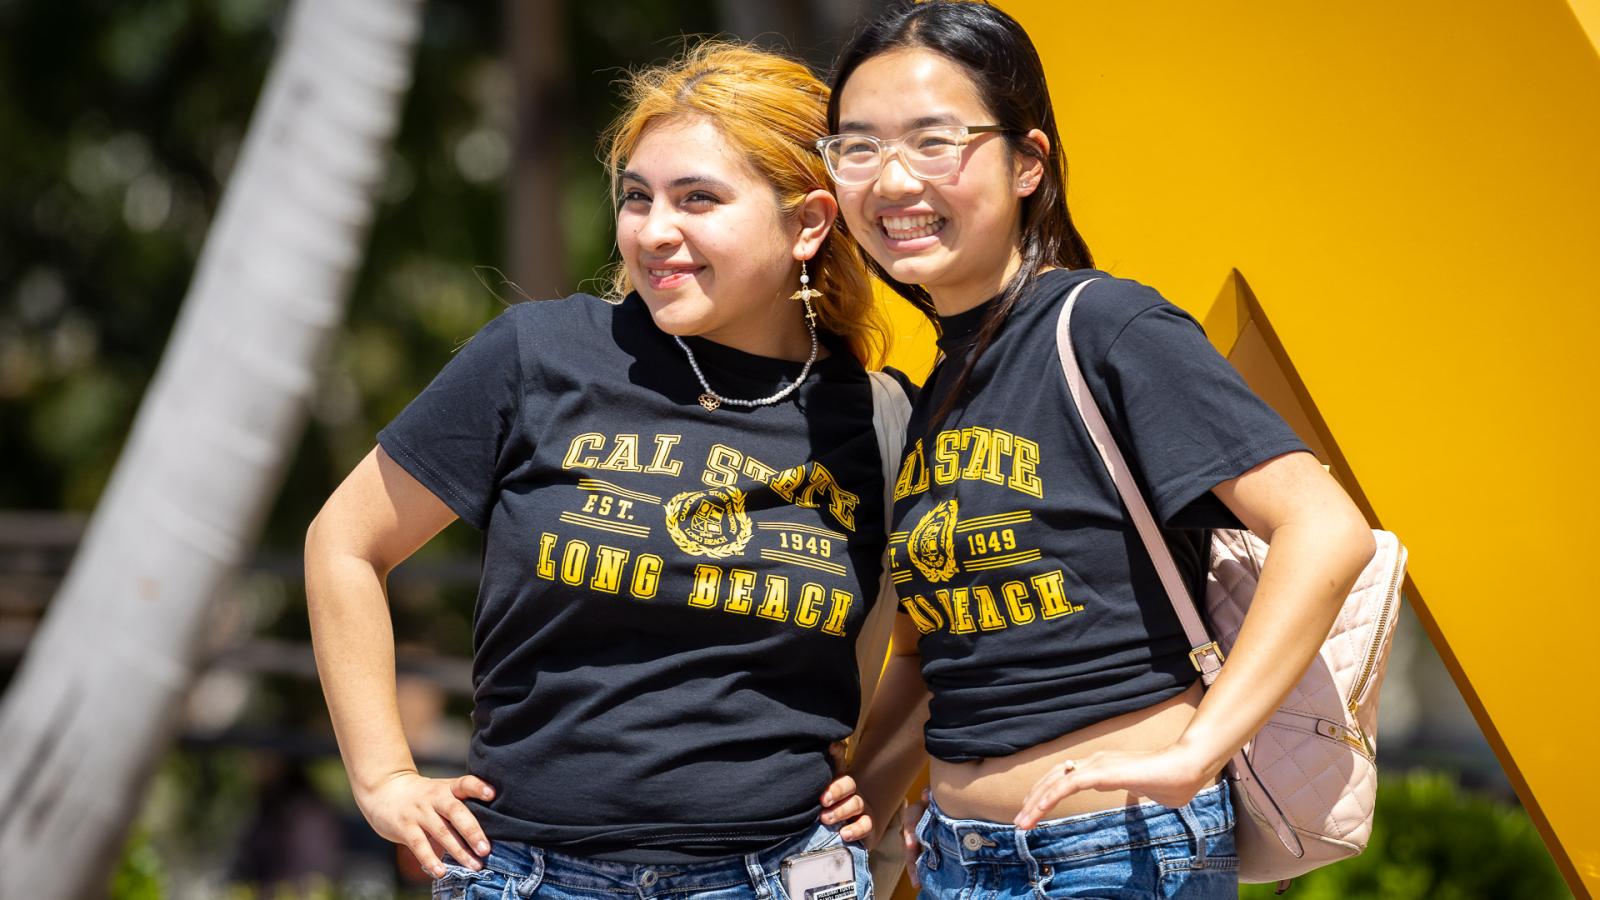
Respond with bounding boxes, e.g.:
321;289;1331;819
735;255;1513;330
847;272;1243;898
508;0;570;297
0;0;423;895
716;0;889;67
717;0;818;54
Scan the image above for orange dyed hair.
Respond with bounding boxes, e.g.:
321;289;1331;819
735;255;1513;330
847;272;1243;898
602;41;889;367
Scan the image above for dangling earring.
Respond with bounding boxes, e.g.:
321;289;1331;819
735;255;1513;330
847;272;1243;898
791;259;821;328
674;259;822;412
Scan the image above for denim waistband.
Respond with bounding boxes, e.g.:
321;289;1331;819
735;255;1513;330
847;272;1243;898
458;820;849;899
920;781;1232;867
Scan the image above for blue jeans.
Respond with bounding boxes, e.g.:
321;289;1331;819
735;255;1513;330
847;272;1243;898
432;822;873;900
913;782;1237;899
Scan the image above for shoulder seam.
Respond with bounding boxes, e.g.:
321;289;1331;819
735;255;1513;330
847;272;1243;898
1102;299;1176;363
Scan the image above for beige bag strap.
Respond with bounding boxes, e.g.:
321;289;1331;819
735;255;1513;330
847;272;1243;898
860;371;912;891
852;371;912;749
1055;281;1304;857
1053;279;1224;682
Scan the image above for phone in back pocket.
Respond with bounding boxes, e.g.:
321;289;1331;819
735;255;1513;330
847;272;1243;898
780;846;855;900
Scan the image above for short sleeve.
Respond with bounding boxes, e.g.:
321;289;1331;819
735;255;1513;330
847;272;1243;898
377;307;525;530
1098;302;1309;529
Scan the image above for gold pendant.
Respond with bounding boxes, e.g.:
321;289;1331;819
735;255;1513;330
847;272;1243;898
698;393;722;411
790;285;822;304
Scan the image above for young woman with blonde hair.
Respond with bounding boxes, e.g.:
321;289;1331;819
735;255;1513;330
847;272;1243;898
307;41;909;900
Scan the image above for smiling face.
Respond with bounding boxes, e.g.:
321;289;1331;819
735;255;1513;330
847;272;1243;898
616;116;820;357
834;48;1042;315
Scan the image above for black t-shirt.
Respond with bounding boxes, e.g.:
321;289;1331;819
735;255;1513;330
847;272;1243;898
889;268;1308;762
377;293;889;858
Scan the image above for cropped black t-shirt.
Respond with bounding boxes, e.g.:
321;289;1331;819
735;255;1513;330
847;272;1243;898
889;269;1308;762
378;293;889;858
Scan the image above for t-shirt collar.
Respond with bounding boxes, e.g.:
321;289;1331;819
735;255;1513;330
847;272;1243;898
934;269;1090;354
936;297;999;354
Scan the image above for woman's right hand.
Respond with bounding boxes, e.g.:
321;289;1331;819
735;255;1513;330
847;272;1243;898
356;771;497;878
901;788;930;889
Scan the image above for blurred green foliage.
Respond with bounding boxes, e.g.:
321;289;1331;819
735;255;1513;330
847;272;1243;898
1240;771;1570;899
0;0;727;658
0;0;735;532
111;824;166;900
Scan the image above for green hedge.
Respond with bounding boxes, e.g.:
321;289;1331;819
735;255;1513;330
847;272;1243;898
1240;772;1570;899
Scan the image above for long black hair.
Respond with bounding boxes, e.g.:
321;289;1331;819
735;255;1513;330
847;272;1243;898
828;1;1093;417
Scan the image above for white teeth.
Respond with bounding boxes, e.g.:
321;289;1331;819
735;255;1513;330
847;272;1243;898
649;268;688;278
882;214;938;229
880;214;946;240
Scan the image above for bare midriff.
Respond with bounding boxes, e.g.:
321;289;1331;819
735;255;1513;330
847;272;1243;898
928;681;1204;822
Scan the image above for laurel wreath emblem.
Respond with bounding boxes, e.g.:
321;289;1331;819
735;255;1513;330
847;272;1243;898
664;487;753;558
907;498;960;583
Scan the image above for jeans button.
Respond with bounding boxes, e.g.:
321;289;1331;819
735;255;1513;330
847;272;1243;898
961;833;984;851
640;870;658;888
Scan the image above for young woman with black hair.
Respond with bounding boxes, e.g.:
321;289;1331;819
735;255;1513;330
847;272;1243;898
828;3;1374;895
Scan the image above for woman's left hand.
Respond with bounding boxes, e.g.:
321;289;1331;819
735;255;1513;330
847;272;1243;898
1013;745;1216;829
820;742;873;842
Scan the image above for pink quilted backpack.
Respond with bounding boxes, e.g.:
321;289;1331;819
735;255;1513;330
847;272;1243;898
1055;279;1408;887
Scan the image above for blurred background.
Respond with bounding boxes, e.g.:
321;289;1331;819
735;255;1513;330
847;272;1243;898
0;0;1571;897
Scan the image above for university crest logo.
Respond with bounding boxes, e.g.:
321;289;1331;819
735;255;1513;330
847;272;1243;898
664;487;754;558
908;498;959;583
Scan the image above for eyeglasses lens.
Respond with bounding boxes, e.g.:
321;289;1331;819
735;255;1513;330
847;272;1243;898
826;127;964;184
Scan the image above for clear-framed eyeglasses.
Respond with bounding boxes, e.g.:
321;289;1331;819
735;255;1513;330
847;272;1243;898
815;124;1008;186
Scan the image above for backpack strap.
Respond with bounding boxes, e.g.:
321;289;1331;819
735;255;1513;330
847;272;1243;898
1053;279;1224;682
1055;280;1304;859
859;370;914;891
850;371;912;750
